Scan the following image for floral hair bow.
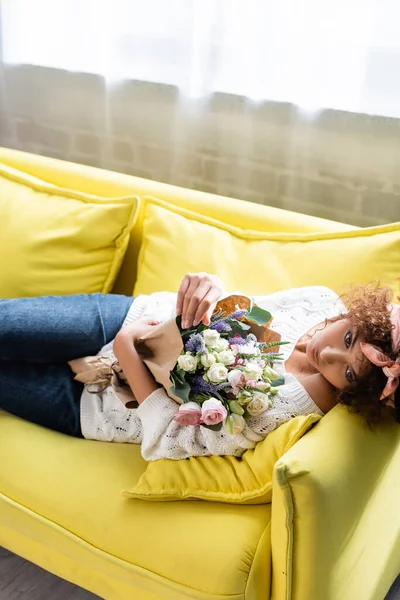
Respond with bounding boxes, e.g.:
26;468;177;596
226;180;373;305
360;303;400;408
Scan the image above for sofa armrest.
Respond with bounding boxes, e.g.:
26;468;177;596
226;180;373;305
270;404;400;600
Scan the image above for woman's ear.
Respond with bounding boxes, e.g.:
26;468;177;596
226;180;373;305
382;397;396;409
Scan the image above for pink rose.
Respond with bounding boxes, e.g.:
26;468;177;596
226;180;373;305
245;379;259;387
227;369;246;394
201;398;228;425
174;402;202;426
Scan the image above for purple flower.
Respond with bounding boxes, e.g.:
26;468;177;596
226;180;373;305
185;334;206;354
215;381;232;391
209;320;232;333
228;309;248;319
191;375;219;395
228;335;247;345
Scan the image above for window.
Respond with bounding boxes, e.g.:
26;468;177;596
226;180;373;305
2;0;400;117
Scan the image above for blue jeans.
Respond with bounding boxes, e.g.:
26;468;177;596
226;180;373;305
0;294;134;437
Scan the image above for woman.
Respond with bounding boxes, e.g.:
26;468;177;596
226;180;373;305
0;273;399;460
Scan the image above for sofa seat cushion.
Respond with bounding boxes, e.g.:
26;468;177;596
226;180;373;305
0;411;272;599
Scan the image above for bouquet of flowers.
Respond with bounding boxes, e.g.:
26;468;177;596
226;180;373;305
137;295;287;435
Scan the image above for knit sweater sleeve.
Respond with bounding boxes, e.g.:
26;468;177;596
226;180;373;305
136;375;321;461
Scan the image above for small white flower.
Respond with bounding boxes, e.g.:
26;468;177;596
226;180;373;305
213;338;230;352
223;413;246;435
177;352;198;373
206;363;229;384
217;349;236;365
238;343;259;357
200;353;216;368
231;413;246;433
243;362;263;381
202;329;220;347
247;392;271;416
252;381;270;392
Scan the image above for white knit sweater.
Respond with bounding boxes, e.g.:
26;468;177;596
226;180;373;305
80;286;346;460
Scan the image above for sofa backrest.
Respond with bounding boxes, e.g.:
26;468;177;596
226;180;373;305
0;147;356;296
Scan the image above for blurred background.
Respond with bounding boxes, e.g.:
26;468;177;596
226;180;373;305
0;0;400;227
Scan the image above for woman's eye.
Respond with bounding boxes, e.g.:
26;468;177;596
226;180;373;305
345;331;352;348
346;366;354;383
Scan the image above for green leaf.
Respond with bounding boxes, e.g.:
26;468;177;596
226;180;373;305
229;321;251;336
246;306;272;325
270;375;285;387
176;315;202;339
265;340;290;349
201;422;223;432
170;370;191;403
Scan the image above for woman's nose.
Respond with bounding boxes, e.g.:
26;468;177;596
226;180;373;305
319;347;346;364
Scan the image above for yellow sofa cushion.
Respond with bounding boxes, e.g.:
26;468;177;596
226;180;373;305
134;197;400;297
124;414;321;504
0;163;138;297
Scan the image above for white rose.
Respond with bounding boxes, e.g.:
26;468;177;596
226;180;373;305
217;349;235;365
213;338;229;352
202;329;220;347
206;363;229;384
177;352;198;373
200;353;216;368
243;362;263;381
246;392;271;416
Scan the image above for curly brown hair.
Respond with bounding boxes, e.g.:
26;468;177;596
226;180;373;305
327;282;398;426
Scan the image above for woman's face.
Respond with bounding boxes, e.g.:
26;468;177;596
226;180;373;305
306;317;370;391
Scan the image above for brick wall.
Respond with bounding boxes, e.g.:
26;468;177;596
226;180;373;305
1;63;400;226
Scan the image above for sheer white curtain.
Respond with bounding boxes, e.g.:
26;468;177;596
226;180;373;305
2;0;400;117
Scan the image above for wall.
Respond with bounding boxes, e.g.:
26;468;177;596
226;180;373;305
0;63;399;227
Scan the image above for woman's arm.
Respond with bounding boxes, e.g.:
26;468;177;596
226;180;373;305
113;324;160;404
114;272;225;404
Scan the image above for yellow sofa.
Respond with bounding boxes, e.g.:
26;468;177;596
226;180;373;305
0;147;399;600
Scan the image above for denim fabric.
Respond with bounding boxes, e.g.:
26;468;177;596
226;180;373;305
0;294;134;437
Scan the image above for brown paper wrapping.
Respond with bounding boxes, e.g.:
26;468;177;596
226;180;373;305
135;318;184;403
68;355;139;408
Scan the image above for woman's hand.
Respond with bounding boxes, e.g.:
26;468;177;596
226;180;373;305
123;317;161;341
176;272;225;329
114;318;160;359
